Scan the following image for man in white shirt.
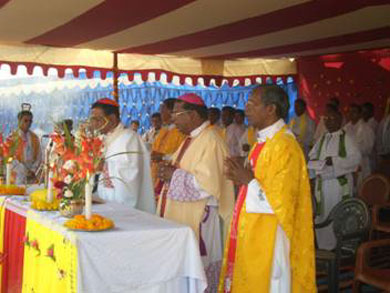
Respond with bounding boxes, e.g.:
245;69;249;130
225;109;247;157
362;102;378;133
344;104;375;186
362;102;378;171
90;98;155;214
309;108;361;250
289;99;316;157
142;113;162;150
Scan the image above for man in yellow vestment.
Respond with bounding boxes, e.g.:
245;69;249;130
157;93;235;292
151;98;186;186
219;85;316;293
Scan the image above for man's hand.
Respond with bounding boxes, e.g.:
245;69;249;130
151;151;164;162
325;157;333;166
224;157;254;185
157;162;176;182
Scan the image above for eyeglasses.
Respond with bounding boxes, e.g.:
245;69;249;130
171;110;191;118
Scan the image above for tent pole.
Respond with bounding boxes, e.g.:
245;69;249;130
113;52;119;102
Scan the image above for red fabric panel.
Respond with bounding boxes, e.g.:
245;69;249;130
1;209;26;293
210;27;390;59
297;50;390;122
26;0;196;47
117;0;387;55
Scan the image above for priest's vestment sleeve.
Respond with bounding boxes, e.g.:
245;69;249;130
164;127;235;239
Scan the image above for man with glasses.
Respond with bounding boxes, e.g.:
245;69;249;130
156;93;234;292
89;98;155;214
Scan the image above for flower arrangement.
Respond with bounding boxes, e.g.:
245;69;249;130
0;131;24;184
0;131;24;163
49;123;104;211
64;214;114;231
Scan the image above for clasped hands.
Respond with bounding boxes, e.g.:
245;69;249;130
224;157;254;185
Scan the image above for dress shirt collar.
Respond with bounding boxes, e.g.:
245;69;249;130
257;119;285;143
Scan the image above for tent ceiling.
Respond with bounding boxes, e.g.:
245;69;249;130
0;0;388;59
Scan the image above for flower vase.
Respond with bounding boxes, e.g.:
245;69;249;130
59;199;84;218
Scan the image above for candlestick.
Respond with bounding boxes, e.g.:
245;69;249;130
85;173;92;220
46;171;54;202
6;159;12;186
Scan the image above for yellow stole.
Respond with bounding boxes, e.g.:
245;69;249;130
151;126;186;183
219;127;316;293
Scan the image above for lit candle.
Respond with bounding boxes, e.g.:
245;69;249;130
46;171;54;202
85;172;92;220
6;158;12;186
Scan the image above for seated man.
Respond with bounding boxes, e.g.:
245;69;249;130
308;108;361;250
90;98;155;213
12;109;42;184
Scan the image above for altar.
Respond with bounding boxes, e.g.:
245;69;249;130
0;196;207;293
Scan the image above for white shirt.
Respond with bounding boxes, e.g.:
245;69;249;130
377;114;390;155
225;123;247;157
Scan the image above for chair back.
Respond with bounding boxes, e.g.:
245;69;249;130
331;198;370;257
358;174;390;205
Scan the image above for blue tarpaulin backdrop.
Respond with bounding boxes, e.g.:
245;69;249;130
0;76;297;137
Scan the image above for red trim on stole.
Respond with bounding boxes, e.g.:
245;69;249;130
224;141;265;293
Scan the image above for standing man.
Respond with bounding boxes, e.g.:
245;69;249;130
362;102;378;133
289;99;315;157
157;93;235;292
12;109;42;184
151;98;186;186
225;109;247;157
219;85;316;292
142;113;162;150
308;108;361;250
344;104;375;186
90;98;155;213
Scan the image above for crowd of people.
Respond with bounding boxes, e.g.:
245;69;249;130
2;85;390;292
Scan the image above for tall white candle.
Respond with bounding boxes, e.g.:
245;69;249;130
85;173;92;220
6;161;11;186
46;171;54;202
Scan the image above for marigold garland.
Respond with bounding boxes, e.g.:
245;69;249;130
30;189;60;211
64;214;114;231
0;184;26;195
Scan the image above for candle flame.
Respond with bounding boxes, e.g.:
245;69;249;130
86;171;90;180
7;157;13;163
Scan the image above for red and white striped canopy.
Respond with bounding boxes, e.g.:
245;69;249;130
0;0;388;83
